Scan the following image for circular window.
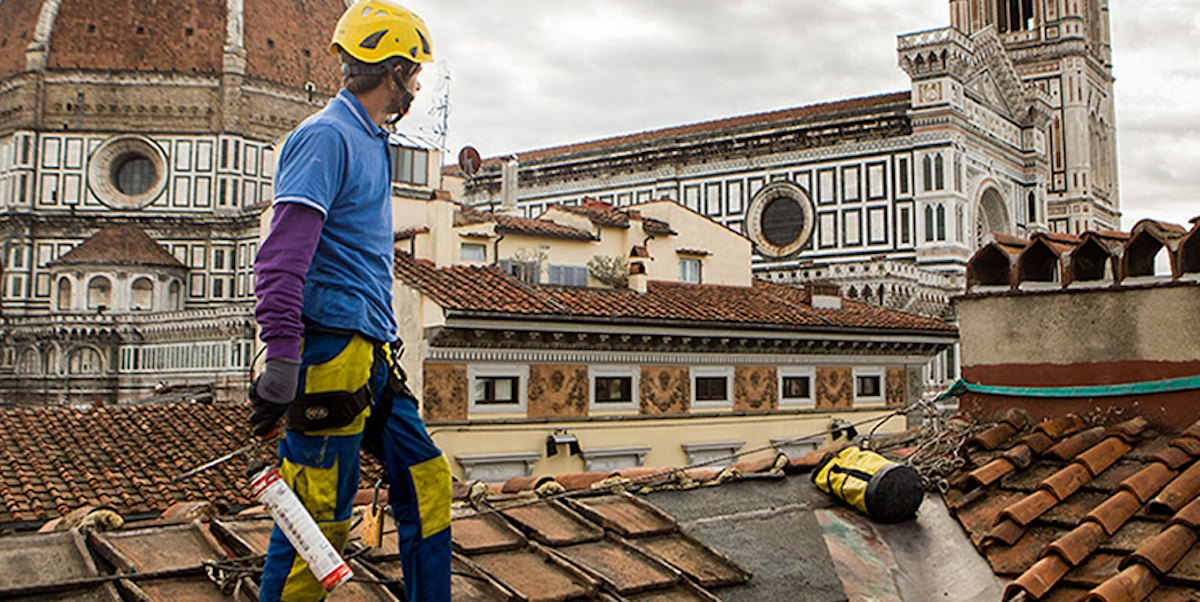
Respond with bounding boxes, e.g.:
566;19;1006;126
87;136;168;210
761;197;805;247
747;181;815;258
114;155;155;196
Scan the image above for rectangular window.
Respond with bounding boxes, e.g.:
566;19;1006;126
782;376;811;400
856;375;880;397
392;147;429;186
594;377;633;404
900;206;911;244
475;376;519;405
213;249;226;270
680;258;701;284
695;377;728;402
898;157;910;195
547;264;588;287
211;276;224;298
461;243;486;262
854;369;884;404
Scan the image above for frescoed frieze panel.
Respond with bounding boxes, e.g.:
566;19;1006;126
733;366;777;413
640;366;689;416
815;367;853;409
528;365;588;419
886;366;907;407
423;363;468;422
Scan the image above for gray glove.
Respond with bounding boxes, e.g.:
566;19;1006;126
255;357;301;403
249;358;300;438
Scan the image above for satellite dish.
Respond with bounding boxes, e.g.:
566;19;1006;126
458;146;482;177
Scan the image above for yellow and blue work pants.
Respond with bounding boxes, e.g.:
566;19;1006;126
259;331;451;602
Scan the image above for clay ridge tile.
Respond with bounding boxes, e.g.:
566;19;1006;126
1085;490;1143;536
1107;418;1151;443
1039;463;1093;501
1149;445;1193;470
969;422;1019;451
1149;462;1200;515
1168;495;1200;530
983;518;1028;547
1045;427;1107;461
1169;437;1200;457
1087;564;1159;602
1005;554;1071;600
967;458;1017;490
999;489;1059;527
1076;438;1133;476
1123;523;1198;576
1044;521;1108;566
1117;463;1178;505
1033;415;1085;439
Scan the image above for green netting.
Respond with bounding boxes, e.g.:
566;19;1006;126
933;375;1200;403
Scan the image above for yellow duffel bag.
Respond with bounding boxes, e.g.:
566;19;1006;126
811;446;923;523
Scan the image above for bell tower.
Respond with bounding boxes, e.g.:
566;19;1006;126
949;0;1119;234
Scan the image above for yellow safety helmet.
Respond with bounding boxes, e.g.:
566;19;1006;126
329;0;433;65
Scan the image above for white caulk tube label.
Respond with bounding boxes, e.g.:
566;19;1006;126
250;467;353;590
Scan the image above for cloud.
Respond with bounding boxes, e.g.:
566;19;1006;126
399;0;1199;228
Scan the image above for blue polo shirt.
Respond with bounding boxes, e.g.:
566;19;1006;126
273;90;398;343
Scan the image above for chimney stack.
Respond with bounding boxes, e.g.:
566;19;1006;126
629;261;648;294
499;155;520;216
810;282;842;311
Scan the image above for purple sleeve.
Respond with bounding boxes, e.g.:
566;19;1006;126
254;202;325;362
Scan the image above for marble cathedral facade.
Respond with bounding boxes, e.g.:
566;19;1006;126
460;0;1119;391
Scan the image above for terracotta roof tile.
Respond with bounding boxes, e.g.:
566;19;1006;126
967;422;1021;451
1085;490;1145;537
1169;437;1200;457
467;546;599;601
1006;553;1072;599
1039;464;1094;501
946;410;1200;602
1087;563;1159;602
566;494;677;539
1148;462;1200;515
1076;438;1134;476
52;224;184;268
1046;521;1109;566
451;513;526;554
466;92;910;168
395;253;957;334
1125;524;1197;576
498;500;605;546
632;532;751;588
1118;463;1179;505
553;538;680;595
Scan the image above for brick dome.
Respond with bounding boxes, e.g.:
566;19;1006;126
0;0;347;95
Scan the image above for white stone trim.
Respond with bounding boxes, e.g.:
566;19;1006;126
681;441;744;467
588;365;639;412
690;365;734;409
455;452;541;483
467;364;528;415
853;367;886;405
579;446;651;473
26;0;65;70
428;347;938;368
777;366;816;408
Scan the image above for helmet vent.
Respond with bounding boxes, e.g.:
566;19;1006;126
359;29;389;49
417;29;430;54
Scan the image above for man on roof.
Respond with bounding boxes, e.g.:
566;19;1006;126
250;1;450;600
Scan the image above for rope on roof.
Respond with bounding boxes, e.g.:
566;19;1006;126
934;375;1200;402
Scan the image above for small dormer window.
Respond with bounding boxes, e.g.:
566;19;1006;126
680;258;701;284
461;243;486;262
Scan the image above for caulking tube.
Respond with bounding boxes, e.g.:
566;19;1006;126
249;466;353;590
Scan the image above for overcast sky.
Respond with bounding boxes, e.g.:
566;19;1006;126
396;1;1199;230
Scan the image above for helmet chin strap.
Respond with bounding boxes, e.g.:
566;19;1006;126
387;68;414;125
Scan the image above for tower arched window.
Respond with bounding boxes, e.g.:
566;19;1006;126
923;156;933;192
997;0;1035;33
936;205;947;241
56;278;72;312
168;280;182;311
1027;192;1037;224
87;276;111;311
925;205;935;242
934;154;945;190
68;347;102;375
131;277;154;311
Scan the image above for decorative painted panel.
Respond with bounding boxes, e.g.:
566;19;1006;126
733;366;777;413
639;366;689;415
527;365;588;419
423;363;468;422
815;366;852;409
886;366;907;407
